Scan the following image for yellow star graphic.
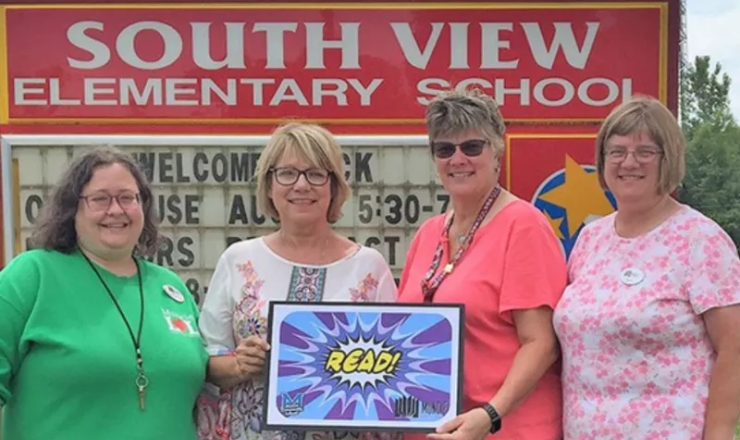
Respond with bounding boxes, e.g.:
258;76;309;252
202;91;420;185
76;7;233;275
539;155;615;237
544;212;565;239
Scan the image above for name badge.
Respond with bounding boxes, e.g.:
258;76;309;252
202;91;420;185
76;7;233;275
163;284;185;303
620;268;645;286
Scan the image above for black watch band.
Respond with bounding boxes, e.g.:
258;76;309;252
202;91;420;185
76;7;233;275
481;403;502;434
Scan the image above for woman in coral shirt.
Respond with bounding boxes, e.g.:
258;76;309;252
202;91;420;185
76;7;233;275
398;88;567;440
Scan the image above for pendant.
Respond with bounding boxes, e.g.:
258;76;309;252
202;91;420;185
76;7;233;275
136;372;149;411
456;234;466;244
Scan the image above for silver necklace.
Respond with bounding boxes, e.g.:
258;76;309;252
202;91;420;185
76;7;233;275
450;223;470;244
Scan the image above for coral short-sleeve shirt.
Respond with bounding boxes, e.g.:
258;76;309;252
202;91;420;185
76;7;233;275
399;200;567;440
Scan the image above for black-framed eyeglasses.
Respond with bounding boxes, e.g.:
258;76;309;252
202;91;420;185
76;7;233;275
604;148;663;164
270;167;332;186
431;139;488;159
80;191;141;212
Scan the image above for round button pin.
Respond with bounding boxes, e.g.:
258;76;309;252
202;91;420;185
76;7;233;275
163;284;185;303
620;268;645;286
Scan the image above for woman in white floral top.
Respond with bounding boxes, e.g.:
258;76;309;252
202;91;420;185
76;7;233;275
195;122;398;440
553;96;740;439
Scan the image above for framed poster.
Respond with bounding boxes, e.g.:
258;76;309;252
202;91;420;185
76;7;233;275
263;302;464;432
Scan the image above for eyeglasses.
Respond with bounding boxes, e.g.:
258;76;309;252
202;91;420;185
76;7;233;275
270;167;332;186
431;139;488;159
80;191;141;212
604;148;663;164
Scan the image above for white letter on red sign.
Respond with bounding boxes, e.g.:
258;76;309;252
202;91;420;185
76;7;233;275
456;78;493;92
117;21;183;70
192;23;247;70
348;79;383;106
533;78;574;106
84;78;117;105
449;23;470;69
67;21;111;69
14;79;47;105
50;78;82;105
253;23;298;69
305;23;360;69
480;23;518;69
495;78;531;106
239;79;275;105
522;22;599;70
270;79;309;106
313;79;349;106
120;78;163;105
202;79;237;105
166;78;199;105
416;78;451;105
578;77;619;106
390;22;443;70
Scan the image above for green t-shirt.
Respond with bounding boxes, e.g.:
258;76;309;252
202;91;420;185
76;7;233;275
0;249;208;440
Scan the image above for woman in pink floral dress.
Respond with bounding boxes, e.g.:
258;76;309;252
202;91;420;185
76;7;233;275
553;96;740;439
195;123;398;440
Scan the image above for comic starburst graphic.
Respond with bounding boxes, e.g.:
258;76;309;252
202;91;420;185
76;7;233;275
323;333;401;392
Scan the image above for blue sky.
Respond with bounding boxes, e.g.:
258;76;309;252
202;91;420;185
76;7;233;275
686;0;740;119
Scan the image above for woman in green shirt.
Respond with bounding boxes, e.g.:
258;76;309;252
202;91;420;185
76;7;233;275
0;146;208;440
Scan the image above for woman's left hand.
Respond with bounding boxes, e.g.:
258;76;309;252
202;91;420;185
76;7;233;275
427;408;491;440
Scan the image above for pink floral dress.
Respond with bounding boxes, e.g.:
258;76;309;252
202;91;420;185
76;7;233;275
553;206;740;439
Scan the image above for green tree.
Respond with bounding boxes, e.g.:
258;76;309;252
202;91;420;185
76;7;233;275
680;123;740;245
678;55;740;248
680;55;735;140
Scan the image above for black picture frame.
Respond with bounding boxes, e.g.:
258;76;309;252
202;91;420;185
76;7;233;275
262;301;465;433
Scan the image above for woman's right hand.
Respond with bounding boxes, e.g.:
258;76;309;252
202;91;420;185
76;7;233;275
206;336;271;389
233;335;271;379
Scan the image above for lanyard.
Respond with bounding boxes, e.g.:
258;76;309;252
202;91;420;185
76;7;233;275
81;252;148;411
421;185;502;302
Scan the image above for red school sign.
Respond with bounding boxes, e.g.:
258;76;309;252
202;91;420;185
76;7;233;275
0;2;676;132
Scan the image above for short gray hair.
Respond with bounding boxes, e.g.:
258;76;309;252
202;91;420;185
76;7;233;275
425;88;506;156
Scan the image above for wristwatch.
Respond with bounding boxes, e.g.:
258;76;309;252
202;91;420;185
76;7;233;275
481;403;502;434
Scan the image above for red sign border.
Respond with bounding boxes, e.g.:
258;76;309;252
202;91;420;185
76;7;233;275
0;2;669;126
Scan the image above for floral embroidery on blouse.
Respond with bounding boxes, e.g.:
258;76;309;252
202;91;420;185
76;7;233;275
234;262;267;339
233;380;264;433
349;273;378;303
288;267;327;302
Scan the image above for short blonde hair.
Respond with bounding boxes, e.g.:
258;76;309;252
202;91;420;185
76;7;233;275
425;88;506;157
596;95;686;195
255;122;350;223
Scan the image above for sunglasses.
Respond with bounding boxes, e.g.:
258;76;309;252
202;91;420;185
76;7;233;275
431;139;488;159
